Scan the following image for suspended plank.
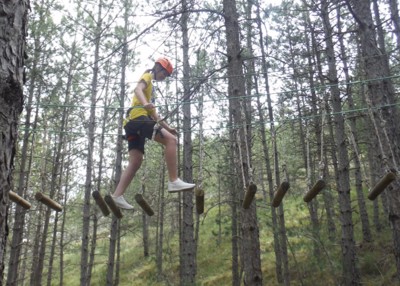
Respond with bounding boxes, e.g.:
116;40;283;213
135;194;154;216
35;192;63;212
303;179;326;203
272;182;290;208
92;191;110;216
242;183;257;209
195;188;205;214
104;195;123;219
368;172;397;201
9;191;31;210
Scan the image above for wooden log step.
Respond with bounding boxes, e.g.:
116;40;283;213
92;191;110;216
9;191;31;210
242;183;257;209
104;195;123;219
368;172;397;201
35;192;63;212
272;182;290;208
195;188;205;214
303;179;326;203
135;194;154;216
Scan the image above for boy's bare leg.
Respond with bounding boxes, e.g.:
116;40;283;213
113;149;143;197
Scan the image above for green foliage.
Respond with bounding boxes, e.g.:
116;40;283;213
54;190;397;286
12;0;400;285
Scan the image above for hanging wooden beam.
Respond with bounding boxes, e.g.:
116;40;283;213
35;192;63;212
272;182;290;208
242;183;257;209
368;171;397;201
9;191;31;210
135;194;154;216
104;195;123;219
303;179;326;203
195;188;205;214
92;191;110;216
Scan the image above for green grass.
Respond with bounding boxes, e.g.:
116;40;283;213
58;190;398;286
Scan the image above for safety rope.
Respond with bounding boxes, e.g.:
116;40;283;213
236;130;247;191
345;120;371;189
319;99;327;180
365;95;391;172
24;99;400;137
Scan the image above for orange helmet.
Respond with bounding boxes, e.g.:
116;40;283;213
156;57;173;76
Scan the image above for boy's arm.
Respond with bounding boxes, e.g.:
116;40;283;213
134;81;154;110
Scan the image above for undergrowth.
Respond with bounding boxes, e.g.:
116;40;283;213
59;191;396;286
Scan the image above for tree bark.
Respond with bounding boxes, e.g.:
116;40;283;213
336;3;372;243
106;0;129;282
81;0;103;284
223;0;263;284
322;1;360;284
141;184;149;257
346;0;400;279
180;1;197;285
309;14;337;241
6;8;38;282
156;159;166;279
228;126;240;286
389;0;400;51
254;2;283;281
0;0;29;283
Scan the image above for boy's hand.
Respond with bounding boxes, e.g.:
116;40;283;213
166;126;177;136
144;103;155;110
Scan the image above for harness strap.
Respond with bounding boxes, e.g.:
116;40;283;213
152;121;160;140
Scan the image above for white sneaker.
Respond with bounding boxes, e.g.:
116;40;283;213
111;195;134;210
168;178;196;193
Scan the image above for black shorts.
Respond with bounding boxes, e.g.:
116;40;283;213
124;116;159;153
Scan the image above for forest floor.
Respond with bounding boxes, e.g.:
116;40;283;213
60;194;397;286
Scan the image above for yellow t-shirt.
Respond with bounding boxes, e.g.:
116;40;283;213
124;72;155;125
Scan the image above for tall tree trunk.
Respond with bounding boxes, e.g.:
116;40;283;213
346;0;400;279
0;1;28;283
88;60;112;284
228;129;240;286
306;7;337;242
223;0;262;284
46;213;59;286
372;0;387;55
336;4;372;243
81;1;103;284
194;71;205;263
107;218;119;286
59;144;72;286
298;6;321;257
6;11;38;283
254;2;283;282
156;159;166;280
34;140;55;286
43;53;74;286
322;1;360;284
181;0;196;285
30;129;49;286
106;0;129;282
141;184;149;257
389;0;400;51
